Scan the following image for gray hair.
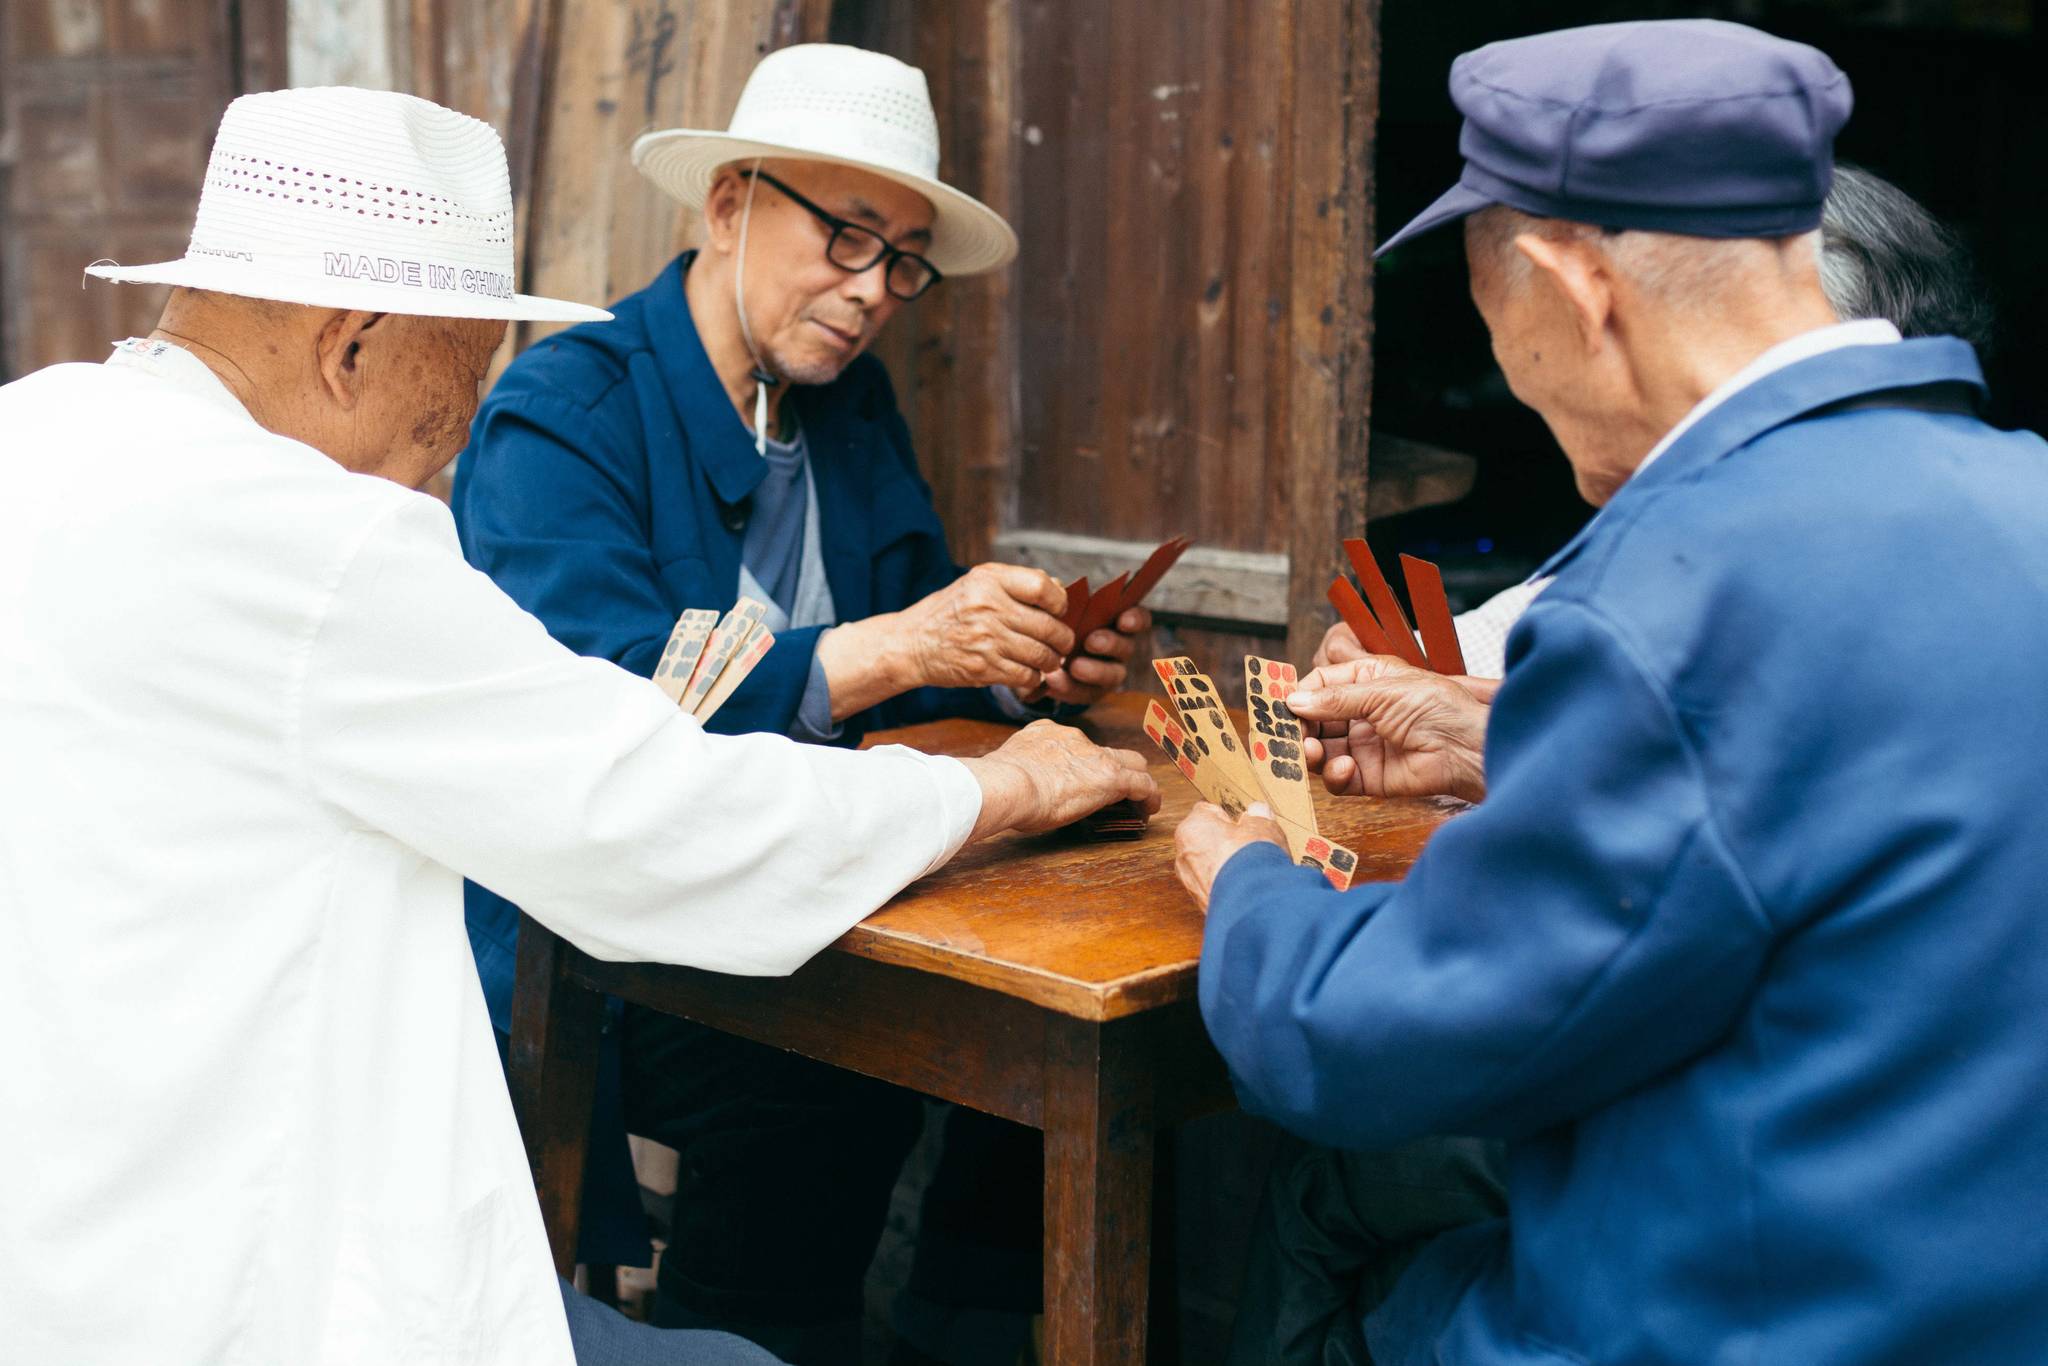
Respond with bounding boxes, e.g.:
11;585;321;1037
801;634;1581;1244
1818;164;1994;353
1470;166;1993;355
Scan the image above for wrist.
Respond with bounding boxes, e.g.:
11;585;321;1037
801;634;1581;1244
817;613;920;721
959;754;1035;842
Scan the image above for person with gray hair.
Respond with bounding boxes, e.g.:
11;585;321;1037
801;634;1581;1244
1821;162;1994;355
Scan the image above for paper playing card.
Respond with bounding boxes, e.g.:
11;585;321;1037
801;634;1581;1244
1141;694;1363;887
1142;699;1251;816
692;621;775;723
652;608;721;704
1399;553;1466;676
1059;576;1092;634
1152;657;1263;797
1243;657;1321;860
1342;539;1426;668
681;598;770;711
1297;834;1360;892
1120;536;1189;611
1327;576;1399;659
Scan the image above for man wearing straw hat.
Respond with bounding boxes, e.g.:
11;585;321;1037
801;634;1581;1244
0;86;1158;1366
451;45;1137;1363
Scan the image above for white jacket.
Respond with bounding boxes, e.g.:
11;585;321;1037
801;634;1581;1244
0;341;979;1365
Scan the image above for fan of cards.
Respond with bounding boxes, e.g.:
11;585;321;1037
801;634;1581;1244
651;598;776;723
1056;535;1189;671
1325;537;1466;675
1143;655;1361;891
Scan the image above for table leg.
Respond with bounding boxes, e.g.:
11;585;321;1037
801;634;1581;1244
1043;1013;1155;1365
508;914;604;1278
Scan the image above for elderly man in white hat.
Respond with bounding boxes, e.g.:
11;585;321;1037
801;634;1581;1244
0;86;1158;1366
449;45;1138;1363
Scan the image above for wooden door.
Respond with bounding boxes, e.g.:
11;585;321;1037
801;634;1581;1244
847;0;1382;686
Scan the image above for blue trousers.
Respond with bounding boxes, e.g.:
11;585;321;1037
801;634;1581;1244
561;1277;786;1364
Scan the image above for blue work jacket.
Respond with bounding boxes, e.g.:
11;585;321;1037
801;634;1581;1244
1203;339;2048;1364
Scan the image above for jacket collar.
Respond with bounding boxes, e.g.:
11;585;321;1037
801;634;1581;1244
1533;337;1986;581
643;250;770;509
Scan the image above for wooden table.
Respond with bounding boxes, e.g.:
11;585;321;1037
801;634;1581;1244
508;693;1456;1364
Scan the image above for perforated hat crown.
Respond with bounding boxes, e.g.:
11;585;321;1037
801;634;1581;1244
87;87;609;323
632;43;1018;277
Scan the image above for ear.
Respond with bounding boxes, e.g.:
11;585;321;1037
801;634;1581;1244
1515;233;1614;352
314;310;390;409
700;169;748;256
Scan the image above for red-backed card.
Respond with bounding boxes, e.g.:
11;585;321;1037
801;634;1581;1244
1399;553;1466;676
1342;539;1426;667
1120;536;1189;611
1064;573;1131;663
1059;576;1092;634
1327;576;1399;658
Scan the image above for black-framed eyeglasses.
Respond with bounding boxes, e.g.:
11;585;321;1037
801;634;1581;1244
741;168;944;302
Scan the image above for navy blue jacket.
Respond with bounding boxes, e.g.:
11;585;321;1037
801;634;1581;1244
1203;340;2048;1364
452;252;1003;1035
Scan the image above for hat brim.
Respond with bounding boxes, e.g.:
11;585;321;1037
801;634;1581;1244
630;129;1019;278
1374;181;1495;259
83;258;611;324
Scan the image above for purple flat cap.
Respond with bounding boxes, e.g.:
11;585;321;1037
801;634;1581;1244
1377;20;1852;257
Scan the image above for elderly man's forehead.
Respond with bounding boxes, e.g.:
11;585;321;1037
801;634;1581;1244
750;157;935;240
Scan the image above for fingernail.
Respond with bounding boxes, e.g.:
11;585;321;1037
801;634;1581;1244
1246;802;1273;819
1286;690;1316;709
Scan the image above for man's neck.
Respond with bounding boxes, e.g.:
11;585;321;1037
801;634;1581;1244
683;254;791;437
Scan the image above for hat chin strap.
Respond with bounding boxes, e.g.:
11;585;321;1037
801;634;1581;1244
734;157;778;458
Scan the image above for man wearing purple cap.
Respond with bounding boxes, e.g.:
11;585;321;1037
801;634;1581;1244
1175;20;2048;1365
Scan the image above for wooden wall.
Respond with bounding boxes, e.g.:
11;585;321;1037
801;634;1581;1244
4;0;1381;684
0;0;286;378
844;0;1382;686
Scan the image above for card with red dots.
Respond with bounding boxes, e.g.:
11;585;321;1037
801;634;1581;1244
1243;656;1322;859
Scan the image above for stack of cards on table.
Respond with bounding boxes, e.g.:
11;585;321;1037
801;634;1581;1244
652;598;776;724
1324;537;1467;675
1056;536;1189;670
1141;656;1360;891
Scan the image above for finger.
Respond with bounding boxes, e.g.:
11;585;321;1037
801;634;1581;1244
990;626;1065;676
1323;752;1358;795
1081;626;1136;660
1066;654;1126;689
1302;735;1325;770
1115;605;1152;635
1294;654;1404;697
982;562;1067;615
1001;600;1075;654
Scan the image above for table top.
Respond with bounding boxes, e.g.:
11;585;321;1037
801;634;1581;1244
847;692;1461;1021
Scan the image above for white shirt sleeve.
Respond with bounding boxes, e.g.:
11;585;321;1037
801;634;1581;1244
292;495;981;975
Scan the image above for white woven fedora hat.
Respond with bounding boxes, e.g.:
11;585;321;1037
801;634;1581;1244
87;87;609;323
631;44;1018;278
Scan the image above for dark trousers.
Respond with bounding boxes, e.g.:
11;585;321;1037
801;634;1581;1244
621;1004;1042;1365
1225;1135;1507;1366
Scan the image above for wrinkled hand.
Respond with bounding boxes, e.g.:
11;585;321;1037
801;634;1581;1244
1016;605;1152;709
1173;802;1287;913
1287;656;1493;803
962;720;1162;841
899;563;1075;692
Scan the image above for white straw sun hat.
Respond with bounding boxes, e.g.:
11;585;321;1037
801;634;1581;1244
86;87;609;323
631;44;1018;278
